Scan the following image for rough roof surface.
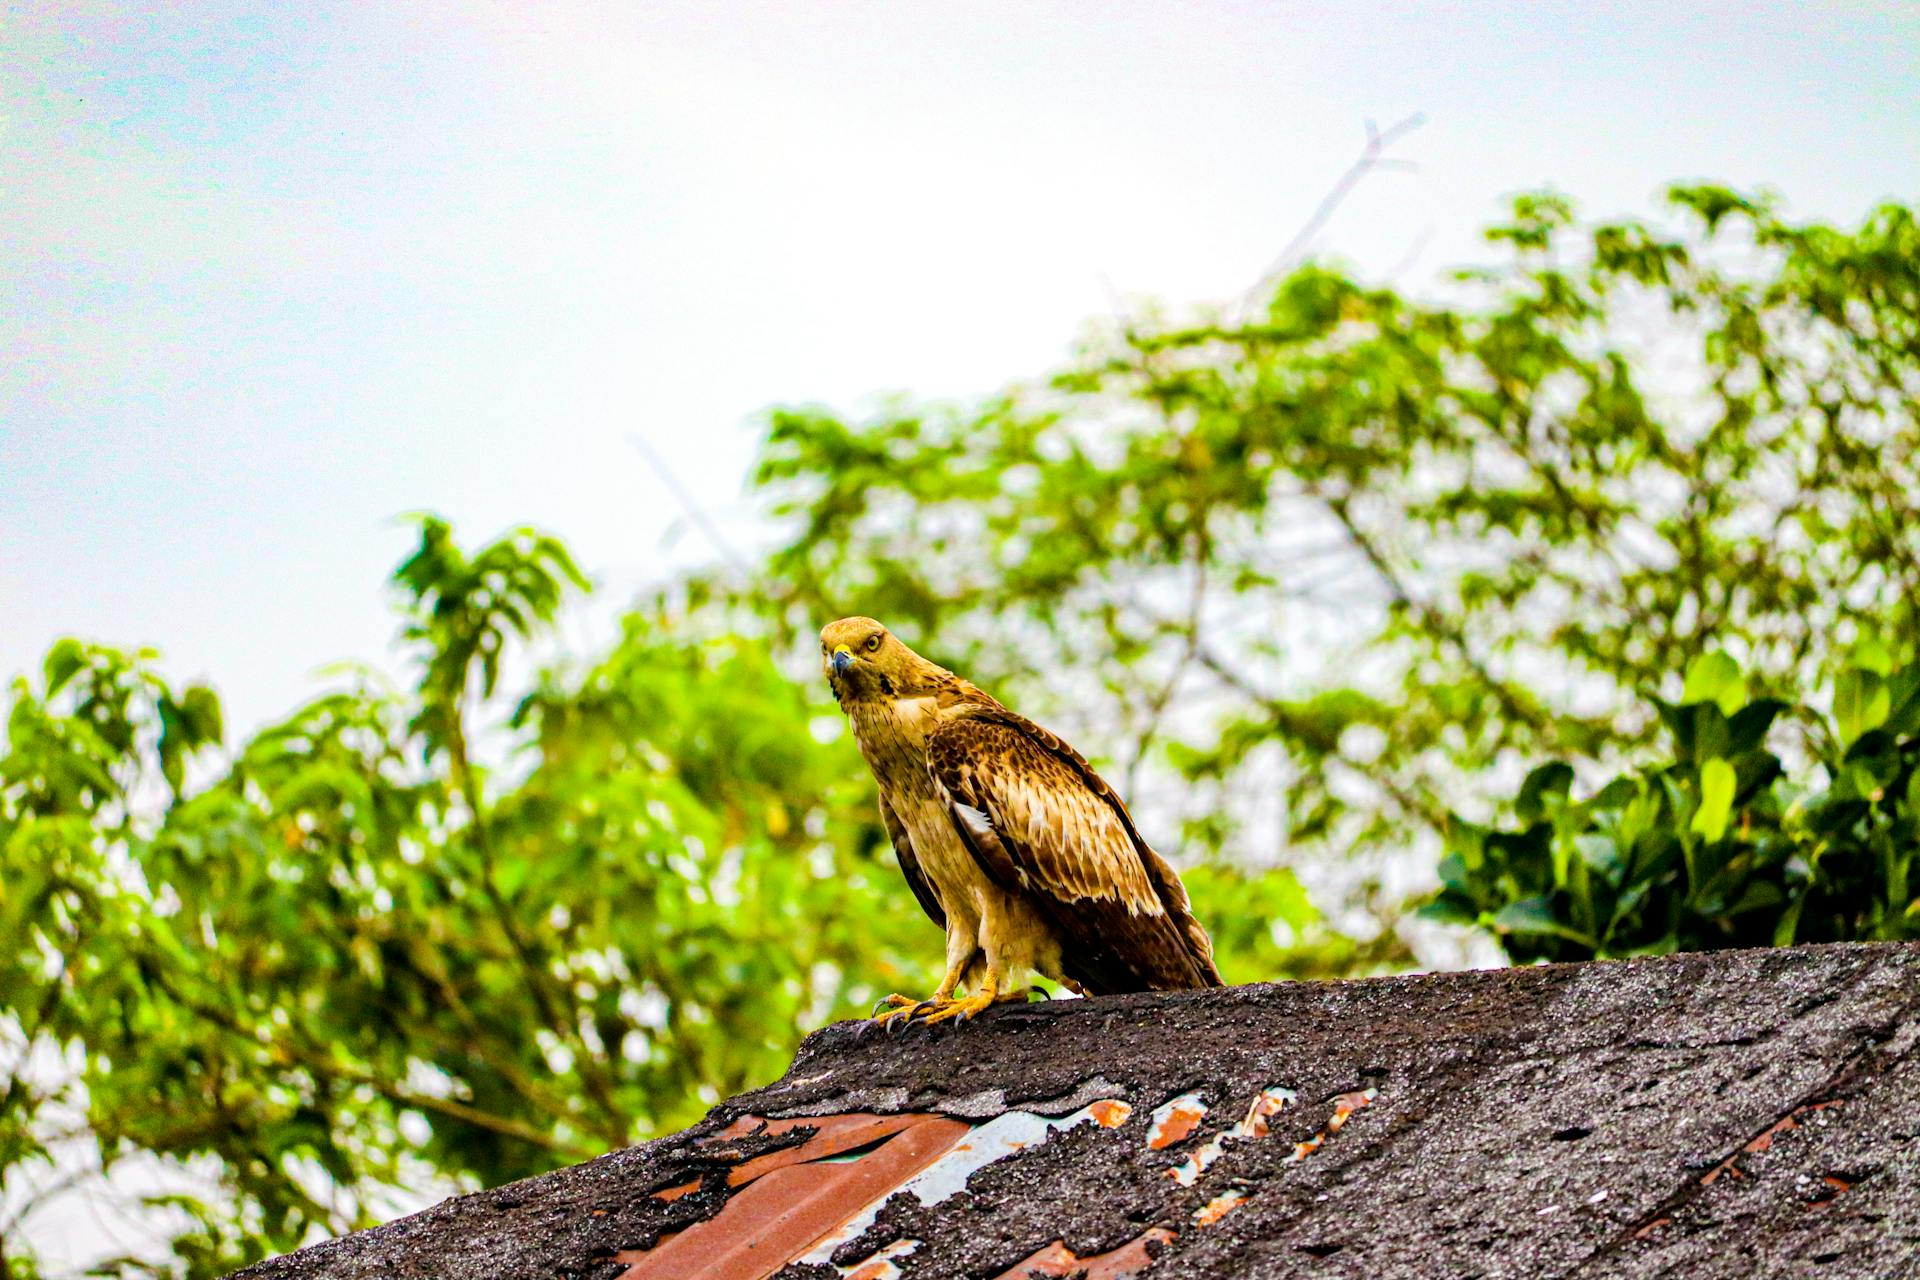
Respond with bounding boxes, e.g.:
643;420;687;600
231;943;1920;1280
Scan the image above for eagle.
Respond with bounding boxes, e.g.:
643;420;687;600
821;616;1221;1027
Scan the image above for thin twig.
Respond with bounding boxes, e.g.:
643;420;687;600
445;715;628;1137
1125;536;1211;795
1243;113;1427;312
0;1167;101;1239
1190;641;1446;832
629;433;751;574
1316;488;1549;736
146;967;592;1160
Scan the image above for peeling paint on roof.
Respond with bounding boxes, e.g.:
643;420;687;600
611;1116;968;1280
1146;1092;1208;1150
718;1112;935;1185
992;1227;1175;1279
797;1099;1131;1267
1289;1087;1376;1162
1191;1188;1247;1227
1167;1084;1295;1186
834;1236;918;1279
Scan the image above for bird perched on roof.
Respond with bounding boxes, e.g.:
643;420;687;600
821;616;1221;1027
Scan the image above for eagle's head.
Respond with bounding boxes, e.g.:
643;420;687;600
820;616;944;703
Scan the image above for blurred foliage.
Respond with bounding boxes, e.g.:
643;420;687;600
752;186;1920;874
1426;647;1920;961
0;522;1340;1277
3;184;1916;1276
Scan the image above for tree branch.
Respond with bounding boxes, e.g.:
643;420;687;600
1243;113;1427;312
1316;488;1552;739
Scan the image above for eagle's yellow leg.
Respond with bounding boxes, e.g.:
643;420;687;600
874;994;941;1029
918;968;1024;1024
872;952;970;1029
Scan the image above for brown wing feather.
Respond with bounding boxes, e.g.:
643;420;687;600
879;795;945;930
927;705;1221;994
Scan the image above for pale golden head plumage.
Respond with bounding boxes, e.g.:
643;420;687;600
820;617;951;703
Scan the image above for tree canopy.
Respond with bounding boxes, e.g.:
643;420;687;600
3;185;1916;1277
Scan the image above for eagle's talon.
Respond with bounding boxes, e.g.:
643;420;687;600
875;994;952;1035
871;993;917;1018
873;1010;913;1035
919;990;999;1026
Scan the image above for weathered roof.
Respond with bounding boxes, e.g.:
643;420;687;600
231;942;1920;1280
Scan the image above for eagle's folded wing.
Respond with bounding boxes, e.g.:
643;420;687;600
926;707;1221;994
879;794;946;930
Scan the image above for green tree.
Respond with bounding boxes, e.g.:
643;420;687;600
5;183;1916;1277
749;186;1919;911
1428;647;1920;960
0;521;909;1273
0;522;1337;1277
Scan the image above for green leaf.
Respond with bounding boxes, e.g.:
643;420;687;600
495;856;533;898
180;685;225;745
1725;881;1784;915
43;638;86;695
1516;762;1574;823
1834;669;1890;745
1651;697;1697;759
1884;667;1920;736
1725;700;1786;755
1415;894;1480;926
1682;651;1744;714
1691;704;1732;762
1850;637;1894;676
1691;758;1736;844
1773;896;1806;947
1493;897;1597;947
1592;777;1639;809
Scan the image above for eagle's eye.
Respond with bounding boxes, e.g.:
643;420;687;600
864;634;883;653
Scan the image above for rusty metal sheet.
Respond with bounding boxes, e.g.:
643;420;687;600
834;1237;920;1279
993;1227;1176;1279
797;1098;1134;1268
612;1116;969;1280
724;1113;938;1186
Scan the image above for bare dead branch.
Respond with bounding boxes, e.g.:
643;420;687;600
1243;112;1428;312
629;433;751;574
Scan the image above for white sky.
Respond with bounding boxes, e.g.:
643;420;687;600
5;2;1917;735
3;4;1919;1267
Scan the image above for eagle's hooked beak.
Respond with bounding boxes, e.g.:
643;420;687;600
830;644;854;675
